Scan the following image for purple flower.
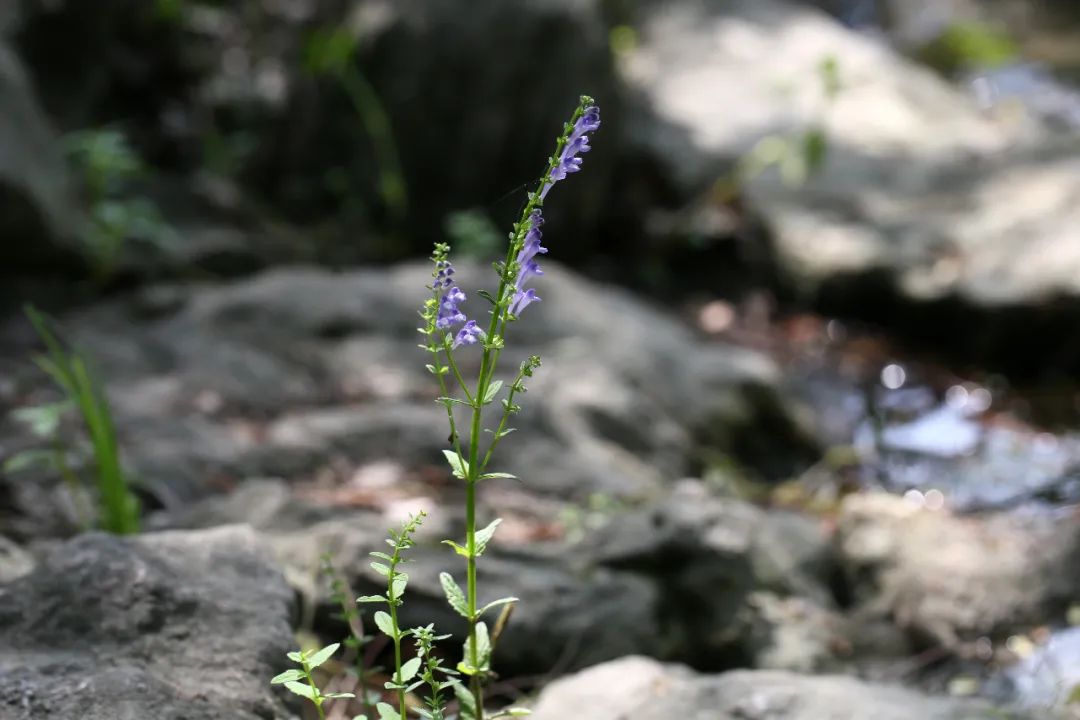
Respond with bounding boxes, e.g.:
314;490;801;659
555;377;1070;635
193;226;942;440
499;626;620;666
509;288;541;315
453;320;482;349
510;210;546;316
540;105;600;200
436;282;468;330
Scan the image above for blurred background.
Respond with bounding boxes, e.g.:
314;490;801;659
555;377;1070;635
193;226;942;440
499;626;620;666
4;0;1080;718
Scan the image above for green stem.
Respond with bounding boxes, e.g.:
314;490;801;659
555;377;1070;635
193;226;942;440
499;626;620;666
339;65;407;223
303;666;326;720
388;592;407;717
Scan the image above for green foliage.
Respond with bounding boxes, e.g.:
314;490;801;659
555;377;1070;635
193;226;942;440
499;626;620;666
445;210;502;259
63;129;174;283
323;554;381;719
5;306;140;534
272;643;354;719
917;22;1018;76
304;25;407;224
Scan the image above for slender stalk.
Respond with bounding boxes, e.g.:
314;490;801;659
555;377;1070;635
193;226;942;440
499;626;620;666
302;665;326;720
388;588;407;717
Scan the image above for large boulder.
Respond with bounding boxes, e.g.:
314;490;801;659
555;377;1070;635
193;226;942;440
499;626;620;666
13;0;618;261
0;525;295;720
0;262;814;536
836;493;1080;650
529;655;1014;719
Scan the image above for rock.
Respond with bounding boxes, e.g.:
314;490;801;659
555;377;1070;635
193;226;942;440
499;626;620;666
622;0;1022;201
835;493;1080;649
14;0;617;261
529;655;1012;720
587;479;838;669
0;535;33;583
0;525;295;720
1;262;812;534
620;0;1080;373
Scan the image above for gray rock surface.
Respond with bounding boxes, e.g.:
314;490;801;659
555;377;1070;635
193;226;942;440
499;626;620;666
529;655;1011;720
1;262;811;536
0;525;295;720
836;493;1080;649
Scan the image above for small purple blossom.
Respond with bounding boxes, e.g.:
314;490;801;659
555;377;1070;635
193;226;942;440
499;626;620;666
540;105;600;200
510;210;546;316
509;288;541;315
453;320;482;349
436;278;468;330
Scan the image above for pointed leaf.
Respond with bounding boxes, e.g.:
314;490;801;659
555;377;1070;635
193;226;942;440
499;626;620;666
306;643;339;669
482;380;503;405
270;669;305;684
398;656;422;683
3;449;56;474
442;539;470;558
370;562;391;577
374;610;396;637
463;622;491;673
474;518;501;556
323;692;357;699
441;449;469;479
357;594;387;604
390;573;408;601
454;682;477;720
377;703;402;720
439;572;469;618
478;472;517;482
479;596;518;618
284;680;316;700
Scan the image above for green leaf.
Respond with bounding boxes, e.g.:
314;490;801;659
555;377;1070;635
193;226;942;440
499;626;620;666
390;573;408;601
442;449;469;479
370;551;393;561
286;650;304;662
474;518;501;556
306;642;340;669
284;680;317;700
323;692;356;699
802;127;828;175
398;656;422;683
476;289;497;306
482;380;503;405
3;449;57;474
454;682;477;720
357;594;387;604
442;540;470;558
270;668;305;684
374;610;396;637
478;472;517;482
370;561;391;577
462;622;491;673
479;597;518;618
439;572;470;618
376;702;402;720
12;401;71;437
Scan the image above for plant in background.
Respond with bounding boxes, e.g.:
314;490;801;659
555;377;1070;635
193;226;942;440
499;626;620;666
63;128;174;283
3;306;140;535
271;642;355;719
729;55;842;190
270;96;599;719
444;210;502;260
305;26;407;225
323;553;381;717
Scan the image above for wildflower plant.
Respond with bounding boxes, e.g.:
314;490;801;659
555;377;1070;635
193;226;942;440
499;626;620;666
418;96;600;719
271;96;599;720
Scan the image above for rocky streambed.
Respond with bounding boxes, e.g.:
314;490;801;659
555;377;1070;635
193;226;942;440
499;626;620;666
1;261;1079;719
3;0;1080;718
